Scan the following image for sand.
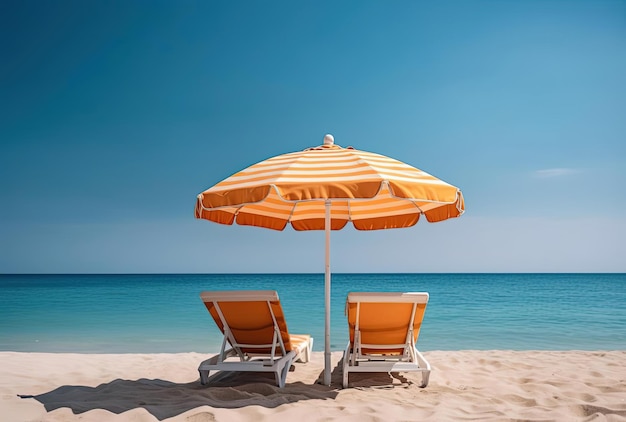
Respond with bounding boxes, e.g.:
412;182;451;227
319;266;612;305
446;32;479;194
1;350;625;421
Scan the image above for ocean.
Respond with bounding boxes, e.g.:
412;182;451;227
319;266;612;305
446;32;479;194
1;273;624;353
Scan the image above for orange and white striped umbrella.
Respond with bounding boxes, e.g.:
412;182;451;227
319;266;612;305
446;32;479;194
195;135;464;230
195;134;464;385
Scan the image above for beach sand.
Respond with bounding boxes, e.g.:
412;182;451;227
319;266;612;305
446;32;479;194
2;350;625;421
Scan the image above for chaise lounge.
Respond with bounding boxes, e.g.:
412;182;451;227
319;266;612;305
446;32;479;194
342;292;431;388
198;290;313;388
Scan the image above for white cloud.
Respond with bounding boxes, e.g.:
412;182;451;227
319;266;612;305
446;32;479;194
534;168;580;178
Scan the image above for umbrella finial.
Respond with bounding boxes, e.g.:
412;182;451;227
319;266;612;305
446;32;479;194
323;134;334;145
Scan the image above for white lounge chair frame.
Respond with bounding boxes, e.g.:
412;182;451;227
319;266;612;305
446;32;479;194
198;290;312;388
342;292;431;388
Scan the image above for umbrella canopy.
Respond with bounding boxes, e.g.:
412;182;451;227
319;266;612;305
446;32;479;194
195;134;464;385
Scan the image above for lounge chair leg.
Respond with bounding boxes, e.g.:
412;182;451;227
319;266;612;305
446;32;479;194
274;371;281;388
302;338;312;363
276;357;294;388
275;366;285;388
420;370;430;388
342;343;350;388
199;369;210;385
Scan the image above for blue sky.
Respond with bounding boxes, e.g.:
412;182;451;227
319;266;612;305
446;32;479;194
1;1;625;273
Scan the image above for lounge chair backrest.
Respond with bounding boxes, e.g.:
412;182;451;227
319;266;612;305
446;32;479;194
200;290;293;354
346;292;429;355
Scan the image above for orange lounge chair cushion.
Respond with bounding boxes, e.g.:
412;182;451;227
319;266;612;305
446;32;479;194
204;299;293;354
347;301;426;355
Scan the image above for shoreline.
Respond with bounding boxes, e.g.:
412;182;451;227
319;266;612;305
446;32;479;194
2;350;625;421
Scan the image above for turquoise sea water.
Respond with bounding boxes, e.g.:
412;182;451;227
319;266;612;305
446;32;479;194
0;273;624;353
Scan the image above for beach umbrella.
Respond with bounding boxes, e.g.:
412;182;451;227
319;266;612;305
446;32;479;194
195;134;464;386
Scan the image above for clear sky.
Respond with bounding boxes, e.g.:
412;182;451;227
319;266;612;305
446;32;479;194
1;1;625;273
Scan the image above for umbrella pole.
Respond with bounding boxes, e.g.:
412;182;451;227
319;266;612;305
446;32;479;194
324;199;331;386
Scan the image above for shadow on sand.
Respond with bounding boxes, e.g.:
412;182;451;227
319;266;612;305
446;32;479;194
18;358;420;420
19;365;341;420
